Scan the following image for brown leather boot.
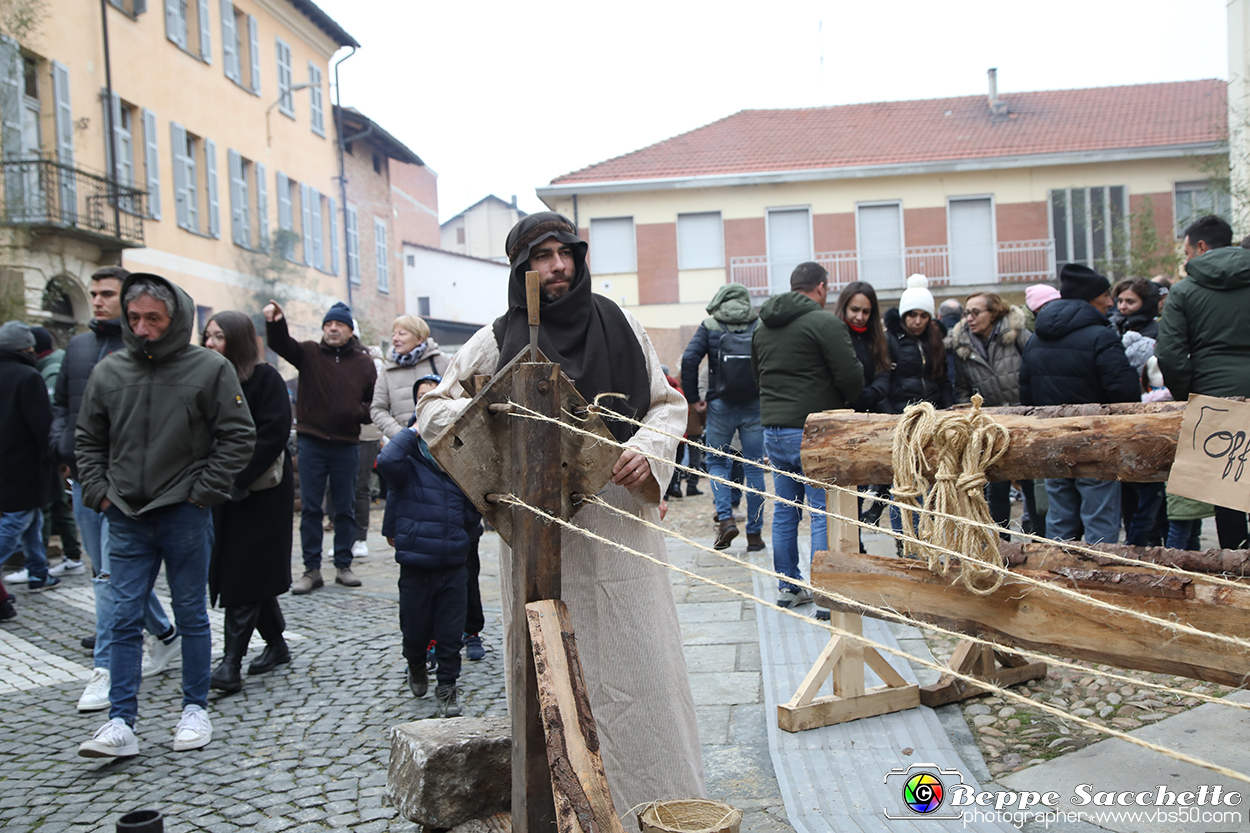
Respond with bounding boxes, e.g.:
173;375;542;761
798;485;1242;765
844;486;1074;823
714;518;739;550
746;533;766;552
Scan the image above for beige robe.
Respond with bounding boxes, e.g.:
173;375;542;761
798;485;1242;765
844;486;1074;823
417;313;707;815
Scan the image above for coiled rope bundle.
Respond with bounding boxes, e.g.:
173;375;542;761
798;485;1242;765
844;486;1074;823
891;394;1012;595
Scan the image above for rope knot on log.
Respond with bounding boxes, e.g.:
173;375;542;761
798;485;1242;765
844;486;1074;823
891;394;1012;595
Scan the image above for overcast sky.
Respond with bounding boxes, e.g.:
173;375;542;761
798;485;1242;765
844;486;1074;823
314;0;1229;224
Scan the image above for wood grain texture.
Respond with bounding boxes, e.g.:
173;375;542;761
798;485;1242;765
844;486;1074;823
812;549;1250;688
526;600;625;833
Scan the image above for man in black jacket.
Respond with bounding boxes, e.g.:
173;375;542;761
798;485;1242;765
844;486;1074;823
50;267;181;713
1020;264;1140;543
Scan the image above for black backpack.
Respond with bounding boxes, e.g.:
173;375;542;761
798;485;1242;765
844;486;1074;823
707;318;759;402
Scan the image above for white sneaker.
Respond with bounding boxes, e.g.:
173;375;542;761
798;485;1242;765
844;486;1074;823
172;704;212;751
351;540;369;558
78;717;139;758
3;567;28;583
77;667;111;712
141;633;181;677
49;559;85;576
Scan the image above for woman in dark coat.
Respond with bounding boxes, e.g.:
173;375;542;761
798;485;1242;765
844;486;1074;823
203;311;294;693
834;281;891;414
883;276;954;414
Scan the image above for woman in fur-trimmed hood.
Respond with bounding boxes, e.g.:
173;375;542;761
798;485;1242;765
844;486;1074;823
947;293;1031;407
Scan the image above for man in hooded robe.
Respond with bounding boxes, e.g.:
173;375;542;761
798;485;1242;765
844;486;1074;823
416;212;706;816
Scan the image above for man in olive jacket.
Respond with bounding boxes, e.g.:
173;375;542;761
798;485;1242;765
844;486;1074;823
1157;214;1250;548
751;262;863;607
75;273;255;759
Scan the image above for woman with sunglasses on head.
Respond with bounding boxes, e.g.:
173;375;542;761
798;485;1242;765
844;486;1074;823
947;291;1033;538
201;311;294;694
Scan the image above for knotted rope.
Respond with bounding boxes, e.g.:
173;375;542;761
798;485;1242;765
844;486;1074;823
891;394;1011;595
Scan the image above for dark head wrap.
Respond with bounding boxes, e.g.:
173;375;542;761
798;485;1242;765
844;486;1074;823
493;211;650;443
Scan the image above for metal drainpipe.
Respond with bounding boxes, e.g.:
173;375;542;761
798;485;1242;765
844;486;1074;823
100;0;121;254
332;45;356;308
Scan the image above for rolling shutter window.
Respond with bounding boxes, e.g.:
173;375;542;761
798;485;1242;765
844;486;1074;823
170;122;187;228
198;0;211;63
589;217;636;274
310;189;323;270
300;182;311;266
247;16;260;94
345;204;359;284
220;0;237;81
205;137;219;238
677;212;724;270
328;197;338;275
255;161;268;250
142;108;160;219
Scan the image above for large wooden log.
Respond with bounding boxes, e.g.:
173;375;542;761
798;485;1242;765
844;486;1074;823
811;549;1250;688
801;402;1188;485
1001;541;1250;577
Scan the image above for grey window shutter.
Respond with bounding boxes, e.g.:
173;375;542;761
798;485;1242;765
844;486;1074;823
345;204;359;283
247;15;260;93
256;161;268;250
300;182;312;265
227;148;241;244
310;189;323;269
170;121;187;228
328;196;338;275
375;218;389;292
102;90;126;183
165;0;185;48
133;0;146;13
52;61;77;218
220;0;236;81
276;169;291;259
205;137;219;238
142;108;160;220
198;0;211;63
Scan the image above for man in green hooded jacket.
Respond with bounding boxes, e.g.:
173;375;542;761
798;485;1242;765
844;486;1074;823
75;273;255;759
681;282;766;551
1157;214;1250;549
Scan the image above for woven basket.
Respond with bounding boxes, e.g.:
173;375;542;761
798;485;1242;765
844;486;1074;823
638;799;743;833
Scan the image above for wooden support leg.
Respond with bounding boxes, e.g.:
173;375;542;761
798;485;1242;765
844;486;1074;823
511;363;562;833
526;600;625;833
919;638;1048;708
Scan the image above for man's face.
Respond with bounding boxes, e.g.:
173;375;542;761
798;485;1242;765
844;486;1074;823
1183;235;1209;264
1088;291;1113;316
323;320;352;346
90;278;123;320
127;294;172;341
529;237;576;301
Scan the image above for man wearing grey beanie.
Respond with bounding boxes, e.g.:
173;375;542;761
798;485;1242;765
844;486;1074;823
0;321;61;593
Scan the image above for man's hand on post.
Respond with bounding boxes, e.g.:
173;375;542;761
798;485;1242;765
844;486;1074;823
261;299;284;322
611;448;652;489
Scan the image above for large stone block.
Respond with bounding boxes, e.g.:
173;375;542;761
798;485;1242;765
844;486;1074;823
388;716;512;828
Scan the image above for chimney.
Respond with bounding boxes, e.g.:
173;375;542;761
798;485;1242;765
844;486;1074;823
987;68;1008;116
510;194;517;208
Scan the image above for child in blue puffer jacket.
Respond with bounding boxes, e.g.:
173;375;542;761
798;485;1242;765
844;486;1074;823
377;375;482;717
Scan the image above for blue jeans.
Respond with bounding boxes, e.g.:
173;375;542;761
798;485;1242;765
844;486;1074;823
1167;519;1203;550
764;427;826;592
72;482;171;669
0;510;46;581
297;435;359;571
705;398;765;535
1124;482;1166;547
104;501;212;725
1044;478;1120;545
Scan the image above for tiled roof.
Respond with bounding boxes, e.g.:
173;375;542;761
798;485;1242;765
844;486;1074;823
550;80;1227;186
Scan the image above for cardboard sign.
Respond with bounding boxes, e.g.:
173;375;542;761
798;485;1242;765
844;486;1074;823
1169;394;1250;512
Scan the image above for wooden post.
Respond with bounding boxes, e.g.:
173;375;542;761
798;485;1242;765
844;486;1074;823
511;357;562;833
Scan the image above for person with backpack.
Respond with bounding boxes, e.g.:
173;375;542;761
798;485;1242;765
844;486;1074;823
681;283;767;551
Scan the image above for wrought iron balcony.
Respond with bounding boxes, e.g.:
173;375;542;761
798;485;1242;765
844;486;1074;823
0;156;146;249
730;239;1056;296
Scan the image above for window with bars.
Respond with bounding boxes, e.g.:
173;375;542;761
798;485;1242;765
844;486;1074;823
1049;186;1128;277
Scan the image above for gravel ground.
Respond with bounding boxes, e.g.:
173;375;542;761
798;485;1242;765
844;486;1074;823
658;472;1234;780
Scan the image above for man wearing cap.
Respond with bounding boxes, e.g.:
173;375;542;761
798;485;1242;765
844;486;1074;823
1020;264;1140;544
417;212;705;819
0;321;60;593
1157;214;1250;549
75;273;255;757
263;299;377;593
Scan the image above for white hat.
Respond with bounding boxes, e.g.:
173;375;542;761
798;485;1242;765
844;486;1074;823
898;274;935;318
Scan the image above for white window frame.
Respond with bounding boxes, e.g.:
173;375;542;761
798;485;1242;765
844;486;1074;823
1174;180;1232;239
589;216;636;274
853;200;905;288
676;211;724;270
946;194;999;286
1047;186;1129;271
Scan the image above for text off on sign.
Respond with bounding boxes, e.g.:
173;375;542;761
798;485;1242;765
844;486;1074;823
1169;394;1250;513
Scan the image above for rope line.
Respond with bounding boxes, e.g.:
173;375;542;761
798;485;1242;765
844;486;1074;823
498;493;1250;787
503;400;1250;655
561;399;1250;592
578;493;1250;714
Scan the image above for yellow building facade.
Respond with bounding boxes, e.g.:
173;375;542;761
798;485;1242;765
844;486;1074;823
2;0;361;345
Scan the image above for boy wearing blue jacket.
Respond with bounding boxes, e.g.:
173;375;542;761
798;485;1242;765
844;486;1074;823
377;375;482;717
